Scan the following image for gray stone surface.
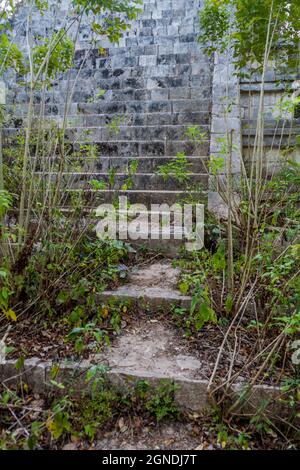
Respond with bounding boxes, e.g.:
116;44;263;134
174;378;209;412
0;356;290;416
1;358;46;394
101;261;191;307
208;49;242;219
3;0;212;241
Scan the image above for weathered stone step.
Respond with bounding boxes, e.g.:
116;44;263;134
62;125;209;142
74;44;204;62
0;355;285;415
6;98;211;116
75;40;208;56
6;112;210;128
34;172;208;191
9;84;212;103
63;189;202;206
52;71;208;89
14;139;208;157
75;33;203;60
4;124;209;137
63;73;209;89
73;53;208;70
115;232;190;257
112;34;201;49
35;156;209;173
240;83;292;92
41;86;211;102
77;140;208;157
4;136;210;157
76;99;211;115
100;262;191;308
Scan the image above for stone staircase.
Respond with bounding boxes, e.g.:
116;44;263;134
4;0;212;254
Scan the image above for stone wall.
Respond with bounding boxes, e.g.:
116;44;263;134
3;0;215;209
3;1;298;215
240;69;300;168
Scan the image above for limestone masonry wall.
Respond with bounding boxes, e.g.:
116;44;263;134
4;0;215;209
3;0;299;213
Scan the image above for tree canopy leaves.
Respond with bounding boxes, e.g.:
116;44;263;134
199;0;300;73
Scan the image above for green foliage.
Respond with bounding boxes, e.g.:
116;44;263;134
0;190;12;219
199;0;300;73
184;125;207;144
199;0;231;53
122;159;139;190
157;152;192;183
0;191;15;321
143;381;180;422
50;377;179;444
73;0;142;17
209;155;225;175
33;30;75;80
73;0;143;43
0;33;25;75
274;310;300;336
47;398;73;440
67;322;110;353
190;281;217;331
77;388;119;440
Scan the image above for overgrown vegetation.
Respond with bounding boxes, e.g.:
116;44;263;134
199;0;300;73
0;367;180;449
0;0;299;451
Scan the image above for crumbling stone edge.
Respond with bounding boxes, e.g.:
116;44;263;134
0;358;287;417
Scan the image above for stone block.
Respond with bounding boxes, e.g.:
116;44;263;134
45;360;90;394
1;358;46;394
174;378;210;413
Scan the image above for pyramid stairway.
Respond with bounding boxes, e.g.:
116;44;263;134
5;0;213;254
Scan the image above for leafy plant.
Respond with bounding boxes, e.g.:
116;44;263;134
199;0;300;73
157;152;192;183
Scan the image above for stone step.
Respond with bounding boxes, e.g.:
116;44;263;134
64;125;209;142
71;73;209;89
13;66;211;90
4;137;210;157
6;98;211;116
100;262;191;307
82;140;208;157
25;86;211;102
74;140;209;157
114;34;201;48
73;52;208;69
74;99;212;115
34;172;208;191
6;111;210;128
75;40;209;57
101;285;191;307
1;355;284;415
63;189;202;206
34;156;209;173
15;72;209;92
75;27;200;50
76;44;200;59
4;124;209;141
114;231;190;257
240;71;298;84
74;46;205;61
9;84;212;103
